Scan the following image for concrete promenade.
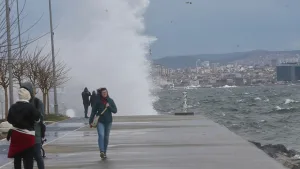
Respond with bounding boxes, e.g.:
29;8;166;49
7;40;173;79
0;115;287;169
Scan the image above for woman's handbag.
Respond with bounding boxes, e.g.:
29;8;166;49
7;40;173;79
91;108;107;127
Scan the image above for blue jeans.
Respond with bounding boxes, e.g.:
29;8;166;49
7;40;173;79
96;122;112;153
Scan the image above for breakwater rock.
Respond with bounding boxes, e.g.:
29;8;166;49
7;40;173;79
250;141;300;169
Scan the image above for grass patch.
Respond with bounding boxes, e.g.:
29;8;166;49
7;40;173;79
44;114;69;122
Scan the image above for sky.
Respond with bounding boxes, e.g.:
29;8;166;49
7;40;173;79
13;0;300;58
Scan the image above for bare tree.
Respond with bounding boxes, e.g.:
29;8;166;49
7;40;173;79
12;50;28;86
47;59;70;114
24;45;47;88
36;53;51;113
36;54;70;114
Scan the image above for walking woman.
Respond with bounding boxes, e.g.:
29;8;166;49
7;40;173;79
89;88;117;159
7;87;40;169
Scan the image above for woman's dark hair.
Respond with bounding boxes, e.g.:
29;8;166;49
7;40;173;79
97;88;108;97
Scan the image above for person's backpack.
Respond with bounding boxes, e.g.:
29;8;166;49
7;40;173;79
33;98;40;111
33;97;46;138
41;122;46;138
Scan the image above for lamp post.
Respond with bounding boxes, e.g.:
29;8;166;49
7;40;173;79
48;0;58;115
183;91;188;113
16;0;22;58
5;0;14;106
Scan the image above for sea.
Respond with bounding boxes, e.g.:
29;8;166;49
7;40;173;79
155;85;300;151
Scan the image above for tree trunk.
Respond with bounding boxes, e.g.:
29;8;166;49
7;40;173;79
42;91;47;114
47;92;50;115
4;87;8;120
17;78;22;87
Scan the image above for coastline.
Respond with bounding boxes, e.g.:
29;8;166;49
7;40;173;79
249;141;300;169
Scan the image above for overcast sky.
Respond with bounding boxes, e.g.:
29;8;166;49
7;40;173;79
17;0;300;58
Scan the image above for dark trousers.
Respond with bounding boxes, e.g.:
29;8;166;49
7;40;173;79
84;104;89;117
34;143;44;169
14;147;34;169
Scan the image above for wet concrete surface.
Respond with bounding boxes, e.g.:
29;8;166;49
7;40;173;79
0;117;89;167
1;115;287;169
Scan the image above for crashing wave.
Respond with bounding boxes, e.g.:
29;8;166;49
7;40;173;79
218;85;237;88
284;99;299;104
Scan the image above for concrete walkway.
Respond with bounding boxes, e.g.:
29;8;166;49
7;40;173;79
0;115;287;169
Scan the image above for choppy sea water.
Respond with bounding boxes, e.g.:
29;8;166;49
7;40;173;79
155;85;300;150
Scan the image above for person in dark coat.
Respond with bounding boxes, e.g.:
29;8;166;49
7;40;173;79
89;88;117;159
82;87;91;118
21;82;45;169
7;87;40;169
90;91;97;107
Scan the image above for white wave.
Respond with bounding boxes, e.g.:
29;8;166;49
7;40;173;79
275;106;294;111
218;85;237;88
237;99;244;103
284;98;299;104
254;97;262;101
292;154;300;159
275;106;282;110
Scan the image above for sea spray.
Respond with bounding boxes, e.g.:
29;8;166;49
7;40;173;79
49;0;157;115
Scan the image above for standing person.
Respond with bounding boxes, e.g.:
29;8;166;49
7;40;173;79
82;87;91;118
89;88;117;159
21;82;45;169
90;91;96;107
7;87;40;169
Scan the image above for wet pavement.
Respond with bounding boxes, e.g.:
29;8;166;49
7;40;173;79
1;115;287;169
0;117;89;167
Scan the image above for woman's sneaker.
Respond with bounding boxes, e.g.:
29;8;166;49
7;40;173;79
103;153;107;159
100;152;105;159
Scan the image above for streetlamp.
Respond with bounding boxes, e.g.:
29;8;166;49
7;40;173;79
16;0;22;58
48;0;58;115
5;0;14;106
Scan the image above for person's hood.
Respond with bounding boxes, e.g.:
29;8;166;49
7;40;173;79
20;82;34;98
92;91;96;95
83;87;89;93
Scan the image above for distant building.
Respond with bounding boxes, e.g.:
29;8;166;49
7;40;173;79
234;78;244;86
271;59;277;67
211;63;219;72
202;61;210;68
276;63;300;82
295;66;300;80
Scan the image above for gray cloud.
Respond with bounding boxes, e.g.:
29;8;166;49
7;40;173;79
12;0;300;58
144;0;300;57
